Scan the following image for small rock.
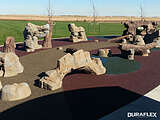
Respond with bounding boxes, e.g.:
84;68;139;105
57;47;63;50
24;23;49;52
147;49;151;54
98;49;112;57
128;49;135;60
26;48;35;52
122;39;127;44
95;40;99;43
142;53;149;56
1;82;31;101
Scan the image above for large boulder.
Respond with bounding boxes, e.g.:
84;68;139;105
0;52;24;77
98;49;112;57
39;49;106;91
1;82;31;101
3;37;16;53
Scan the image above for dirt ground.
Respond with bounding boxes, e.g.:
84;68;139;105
1;15;160;22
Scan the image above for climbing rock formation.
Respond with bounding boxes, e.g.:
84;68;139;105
3;37;16;53
98;49;112;57
119;42;157;59
1;82;31;101
68;23;88;43
122;21;158;36
0;52;24;77
122;21;159;44
24;23;50;52
39;49;106;91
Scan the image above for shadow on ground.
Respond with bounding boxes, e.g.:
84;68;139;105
0;87;142;120
100;95;160;120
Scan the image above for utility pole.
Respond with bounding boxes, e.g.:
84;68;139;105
90;0;96;32
140;0;144;21
43;0;53;48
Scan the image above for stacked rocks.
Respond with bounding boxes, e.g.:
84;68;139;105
24;23;50;52
68;23;88;43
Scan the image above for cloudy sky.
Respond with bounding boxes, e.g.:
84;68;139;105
0;0;160;17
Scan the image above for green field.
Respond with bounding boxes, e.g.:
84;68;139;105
0;20;125;45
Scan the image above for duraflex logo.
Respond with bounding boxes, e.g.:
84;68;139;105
127;112;158;118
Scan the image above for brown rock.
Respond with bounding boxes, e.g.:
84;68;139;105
3;37;16;53
39;49;106;91
98;49;111;57
42;21;53;48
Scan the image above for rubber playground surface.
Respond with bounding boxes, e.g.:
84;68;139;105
0;36;160;119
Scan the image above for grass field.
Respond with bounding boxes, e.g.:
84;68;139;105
0;20;125;45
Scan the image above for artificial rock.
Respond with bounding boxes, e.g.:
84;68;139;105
1;82;31;101
0;52;24;77
39;49;106;91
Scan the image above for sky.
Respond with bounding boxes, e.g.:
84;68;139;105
0;0;160;17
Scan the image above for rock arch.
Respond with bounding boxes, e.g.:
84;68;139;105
39;49;106;91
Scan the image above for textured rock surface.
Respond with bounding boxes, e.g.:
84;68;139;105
128;49;135;60
42;21;53;48
122;21;158;36
0;52;24;77
68;23;88;43
98;49;111;57
39;49;106;91
119;42;157;59
57;47;63;50
3;37;16;53
120;42;157;53
0;81;2;90
135;35;145;46
1;82;31;101
24;23;49;52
